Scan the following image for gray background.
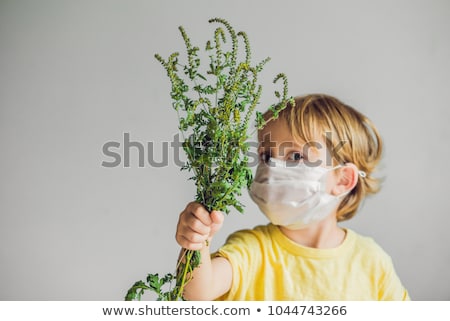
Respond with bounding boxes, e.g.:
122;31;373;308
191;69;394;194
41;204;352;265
1;0;449;300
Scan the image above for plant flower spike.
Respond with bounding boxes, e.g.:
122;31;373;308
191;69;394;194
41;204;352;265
125;17;293;301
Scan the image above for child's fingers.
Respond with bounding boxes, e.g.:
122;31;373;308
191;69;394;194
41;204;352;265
177;227;208;248
176;216;208;250
188;202;212;226
176;202;210;250
209;210;224;237
180;214;210;238
175;203;225;250
177;234;205;251
210;210;224;225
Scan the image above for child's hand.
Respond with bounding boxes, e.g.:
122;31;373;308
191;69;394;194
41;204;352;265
176;202;224;251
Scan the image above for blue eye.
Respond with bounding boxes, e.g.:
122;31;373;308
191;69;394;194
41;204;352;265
288;152;303;161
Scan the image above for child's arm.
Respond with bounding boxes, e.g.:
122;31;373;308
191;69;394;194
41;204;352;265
175;202;232;300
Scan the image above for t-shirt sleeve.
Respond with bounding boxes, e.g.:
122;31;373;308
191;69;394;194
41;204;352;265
352;231;410;301
378;255;410;300
212;229;263;300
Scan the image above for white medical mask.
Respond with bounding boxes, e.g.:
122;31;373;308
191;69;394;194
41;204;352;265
249;158;353;230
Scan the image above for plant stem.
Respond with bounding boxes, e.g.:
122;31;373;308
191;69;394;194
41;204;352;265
176;249;195;300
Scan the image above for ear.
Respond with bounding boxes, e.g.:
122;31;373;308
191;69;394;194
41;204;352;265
331;163;359;196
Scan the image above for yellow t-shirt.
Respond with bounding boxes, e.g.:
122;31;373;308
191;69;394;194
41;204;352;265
214;224;409;300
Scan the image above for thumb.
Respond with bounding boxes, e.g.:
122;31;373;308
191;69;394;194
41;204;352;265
208;210;224;238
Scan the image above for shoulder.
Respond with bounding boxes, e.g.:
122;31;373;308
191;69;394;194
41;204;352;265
347;229;410;300
222;224;275;246
214;224;275;257
347;229;395;267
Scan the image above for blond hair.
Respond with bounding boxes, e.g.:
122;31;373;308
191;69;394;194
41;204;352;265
264;94;383;221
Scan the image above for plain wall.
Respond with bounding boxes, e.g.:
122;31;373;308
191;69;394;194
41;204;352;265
1;0;449;300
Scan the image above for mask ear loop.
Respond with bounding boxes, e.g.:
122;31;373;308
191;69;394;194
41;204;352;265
340;162;367;178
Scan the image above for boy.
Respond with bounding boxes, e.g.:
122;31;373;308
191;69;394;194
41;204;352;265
176;94;409;300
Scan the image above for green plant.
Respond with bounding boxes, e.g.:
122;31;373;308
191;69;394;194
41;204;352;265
125;17;293;301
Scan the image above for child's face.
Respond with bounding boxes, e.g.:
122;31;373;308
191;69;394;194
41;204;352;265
258;117;339;194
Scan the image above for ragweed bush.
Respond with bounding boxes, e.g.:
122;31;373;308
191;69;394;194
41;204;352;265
125;18;293;301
